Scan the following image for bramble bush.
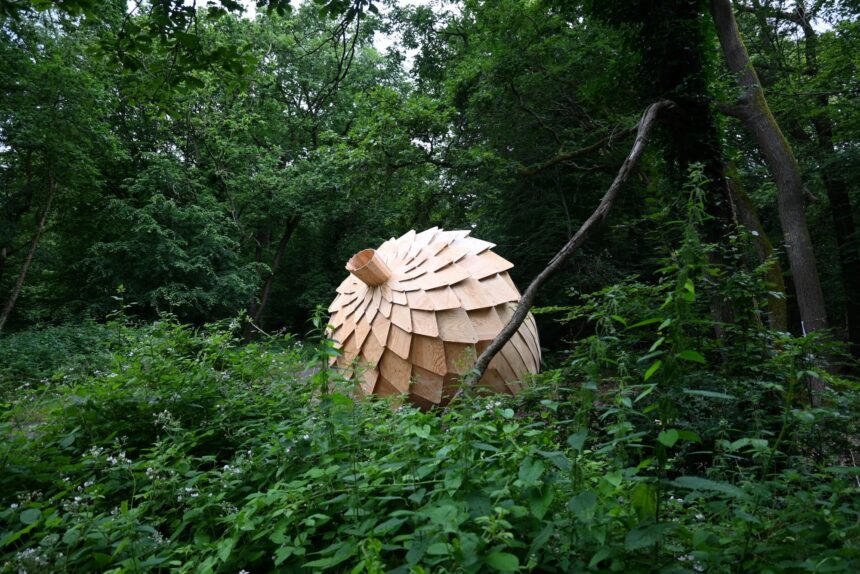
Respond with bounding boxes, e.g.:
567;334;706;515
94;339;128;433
0;310;858;573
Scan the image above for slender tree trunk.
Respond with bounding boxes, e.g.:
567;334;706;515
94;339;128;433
456;101;674;393
725;162;788;331
711;0;828;336
0;177;56;334
243;216;301;341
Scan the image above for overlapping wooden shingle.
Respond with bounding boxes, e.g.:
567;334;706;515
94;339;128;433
329;228;540;407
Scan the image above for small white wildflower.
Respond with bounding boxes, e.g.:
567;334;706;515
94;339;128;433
238;570;250;574
10;503;18;509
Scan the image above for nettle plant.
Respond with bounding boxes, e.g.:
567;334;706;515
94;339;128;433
537;165;860;572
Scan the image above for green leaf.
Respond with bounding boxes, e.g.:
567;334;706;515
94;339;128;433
643;360;662;381
518;457;545;484
627;317;663;329
671;476;746;499
529;487;554;519
657;429;679;447
567;429;588;452
625;523;669;550
634;384;657;403
568;491;597;521
631;483;657;520
538;450;571;471
20;508;41;525
485;551;519;572
216;537;235;562
683;389;734;400
677;350;706;363
372;517;405;535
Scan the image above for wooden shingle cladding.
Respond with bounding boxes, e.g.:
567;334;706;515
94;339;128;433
328;228;540;407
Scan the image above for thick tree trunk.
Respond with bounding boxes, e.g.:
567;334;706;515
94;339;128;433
457;101;674;393
243;216;300;341
0;177;56;334
725;163;789;331
711;0;828;336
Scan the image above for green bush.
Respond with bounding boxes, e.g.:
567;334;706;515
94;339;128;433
1;314;858;573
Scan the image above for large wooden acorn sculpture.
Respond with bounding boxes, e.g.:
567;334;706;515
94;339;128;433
327;228;540;408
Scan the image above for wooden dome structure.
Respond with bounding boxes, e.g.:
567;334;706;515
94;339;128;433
327;228;540;408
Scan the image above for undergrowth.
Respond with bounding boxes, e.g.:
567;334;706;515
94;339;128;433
1;168;858;572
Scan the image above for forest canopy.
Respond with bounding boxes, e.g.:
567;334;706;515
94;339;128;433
1;0;860;572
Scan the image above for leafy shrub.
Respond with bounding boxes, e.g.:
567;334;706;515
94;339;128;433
1;314;858;573
0;320;116;397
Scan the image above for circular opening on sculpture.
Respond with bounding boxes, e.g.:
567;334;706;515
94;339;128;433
346;248;391;286
346;249;376;272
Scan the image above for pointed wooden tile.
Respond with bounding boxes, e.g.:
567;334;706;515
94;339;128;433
409;335;447;376
359;368;379;394
379;297;392;318
468;306;504;340
390;304;412;333
391;290;408;305
411;309;438;337
406;289;435;311
444;342;476;374
480;273;521;305
371;312;390;347
374;376;400;397
366;287;381;324
379;351;411;393
387;324;412;360
436;308;478;343
411;365;444;404
354;317;371;351
361;331;384;365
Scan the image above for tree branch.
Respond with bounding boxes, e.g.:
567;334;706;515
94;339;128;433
452;100;675;398
517;124;635;176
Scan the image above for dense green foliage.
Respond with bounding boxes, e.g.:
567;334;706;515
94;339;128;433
3;0;860;572
2;273;858;571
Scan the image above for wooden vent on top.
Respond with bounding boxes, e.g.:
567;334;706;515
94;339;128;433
327;228;540;408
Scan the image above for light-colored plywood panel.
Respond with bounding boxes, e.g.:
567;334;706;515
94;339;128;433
480;273;521;305
379;351;411;393
387;324;412;360
405;289;435;311
452;277;495;310
411;309;439;338
411;365;444;404
371;313;390;348
390;304;412;333
374;376;400;397
424;286;461;310
468;306;504;340
354;317;371;351
378;297;392;318
479;368;510;395
409;335;447;376
359;368;378;394
361;331;384;365
391;290;408;305
436;308;478;343
365;287;382;323
444;342;476;374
